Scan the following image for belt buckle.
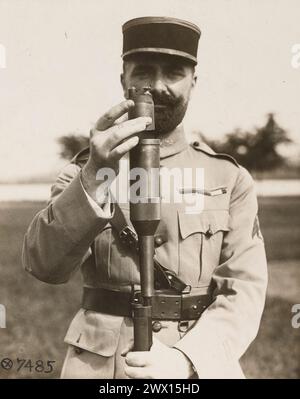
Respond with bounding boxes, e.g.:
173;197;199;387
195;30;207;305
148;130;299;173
151;291;182;320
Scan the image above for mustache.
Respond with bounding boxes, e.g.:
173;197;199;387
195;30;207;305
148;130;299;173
151;92;181;107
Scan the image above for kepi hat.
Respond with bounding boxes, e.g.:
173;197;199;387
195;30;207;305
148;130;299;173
122;16;201;65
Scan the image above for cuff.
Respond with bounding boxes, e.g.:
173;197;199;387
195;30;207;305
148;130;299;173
52;173;114;243
173;315;245;379
79;173;113;219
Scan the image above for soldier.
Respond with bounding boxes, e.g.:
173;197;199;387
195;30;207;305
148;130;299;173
22;16;268;379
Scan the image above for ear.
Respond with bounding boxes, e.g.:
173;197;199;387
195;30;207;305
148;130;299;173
188;73;197;100
192;73;197;90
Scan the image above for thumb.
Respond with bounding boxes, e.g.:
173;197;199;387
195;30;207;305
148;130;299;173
150;337;165;351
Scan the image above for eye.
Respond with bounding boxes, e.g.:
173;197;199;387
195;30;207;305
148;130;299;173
165;68;185;79
132;67;151;78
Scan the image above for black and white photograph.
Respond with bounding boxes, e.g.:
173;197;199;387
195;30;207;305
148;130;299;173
0;0;299;381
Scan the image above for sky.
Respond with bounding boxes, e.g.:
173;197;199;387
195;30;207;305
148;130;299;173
0;0;299;181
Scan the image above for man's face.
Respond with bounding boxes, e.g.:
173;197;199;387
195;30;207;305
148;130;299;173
121;53;197;135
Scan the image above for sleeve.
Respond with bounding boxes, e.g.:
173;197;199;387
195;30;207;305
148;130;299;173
80;174;112;217
173;167;268;379
22;162;114;284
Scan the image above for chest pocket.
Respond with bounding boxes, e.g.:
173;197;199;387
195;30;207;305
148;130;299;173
178;210;230;286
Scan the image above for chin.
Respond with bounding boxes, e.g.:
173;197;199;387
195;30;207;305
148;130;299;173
154;116;183;135
155;125;177;135
154;104;187;134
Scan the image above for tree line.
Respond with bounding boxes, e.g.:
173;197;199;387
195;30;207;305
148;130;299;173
58;113;295;174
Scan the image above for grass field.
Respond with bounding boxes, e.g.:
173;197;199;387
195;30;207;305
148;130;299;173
0;197;299;379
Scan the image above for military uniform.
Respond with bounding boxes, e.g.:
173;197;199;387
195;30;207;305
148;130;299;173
22;17;268;379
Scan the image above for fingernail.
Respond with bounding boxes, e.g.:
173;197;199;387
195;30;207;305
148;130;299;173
127;99;134;107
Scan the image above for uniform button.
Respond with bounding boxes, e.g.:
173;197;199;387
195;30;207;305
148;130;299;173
152;321;162;332
206;225;213;237
155;236;163;246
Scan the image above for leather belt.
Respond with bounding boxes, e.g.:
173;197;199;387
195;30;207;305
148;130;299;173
82;287;212;321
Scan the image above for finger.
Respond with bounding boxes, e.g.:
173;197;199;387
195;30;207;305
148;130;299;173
110;136;139;160
121;340;134;357
125;351;150;367
96;100;134;131
106;117;152;149
124;365;153;379
114;112;129;125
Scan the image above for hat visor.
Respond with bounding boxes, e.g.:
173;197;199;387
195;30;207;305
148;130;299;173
122;47;197;65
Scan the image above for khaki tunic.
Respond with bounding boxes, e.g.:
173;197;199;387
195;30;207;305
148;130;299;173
22;126;268;379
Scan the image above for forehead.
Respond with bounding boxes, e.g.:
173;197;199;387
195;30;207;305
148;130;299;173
123;52;194;70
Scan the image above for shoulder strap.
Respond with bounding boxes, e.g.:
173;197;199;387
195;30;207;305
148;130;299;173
110;201;190;294
191;141;239;167
71;146;90;168
111;201;139;252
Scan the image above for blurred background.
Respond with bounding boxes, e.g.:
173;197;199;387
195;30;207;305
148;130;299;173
0;0;299;378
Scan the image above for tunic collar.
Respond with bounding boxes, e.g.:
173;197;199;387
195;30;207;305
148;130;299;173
159;124;188;159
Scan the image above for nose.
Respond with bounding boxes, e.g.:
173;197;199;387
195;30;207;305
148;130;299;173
150;70;169;95
151;78;168;93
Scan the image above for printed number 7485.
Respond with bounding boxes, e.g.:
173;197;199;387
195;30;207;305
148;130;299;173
16;359;55;373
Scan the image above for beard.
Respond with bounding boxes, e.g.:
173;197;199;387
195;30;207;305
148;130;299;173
151;91;189;135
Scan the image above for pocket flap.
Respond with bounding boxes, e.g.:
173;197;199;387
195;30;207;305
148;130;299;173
178;210;230;239
64;309;123;357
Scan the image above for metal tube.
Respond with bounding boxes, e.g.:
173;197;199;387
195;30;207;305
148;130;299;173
132;303;152;351
139;235;155;298
128;87;160;352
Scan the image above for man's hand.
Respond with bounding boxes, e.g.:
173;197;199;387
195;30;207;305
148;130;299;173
121;337;195;379
81;100;152;201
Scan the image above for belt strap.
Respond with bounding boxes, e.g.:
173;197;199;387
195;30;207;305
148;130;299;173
82;287;212;321
111;201;190;293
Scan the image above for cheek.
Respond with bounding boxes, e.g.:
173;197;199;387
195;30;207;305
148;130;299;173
169;79;193;101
